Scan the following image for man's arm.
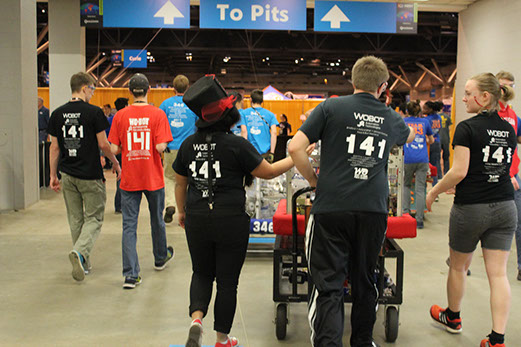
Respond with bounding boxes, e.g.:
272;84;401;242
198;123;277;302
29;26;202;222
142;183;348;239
270;124;277;153
288;130;318;187
426;135;434;145
406;127;415;143
49;136;61;192
156;142;168;153
96;131;121;178
240;125;248;140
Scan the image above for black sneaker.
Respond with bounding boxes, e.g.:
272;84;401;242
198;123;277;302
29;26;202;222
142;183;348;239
123;276;142;289
164;206;176;223
154;246;174;270
69;250;85;282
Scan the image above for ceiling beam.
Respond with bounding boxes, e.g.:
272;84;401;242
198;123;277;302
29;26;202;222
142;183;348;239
415;62;444;84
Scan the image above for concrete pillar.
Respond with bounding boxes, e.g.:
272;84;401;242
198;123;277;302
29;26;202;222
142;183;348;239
48;0;85;112
0;0;39;211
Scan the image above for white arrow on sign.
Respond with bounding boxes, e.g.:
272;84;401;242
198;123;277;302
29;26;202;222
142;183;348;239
321;4;350;29
154;0;184;25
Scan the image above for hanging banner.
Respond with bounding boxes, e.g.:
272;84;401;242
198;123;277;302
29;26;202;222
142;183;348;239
80;0;103;27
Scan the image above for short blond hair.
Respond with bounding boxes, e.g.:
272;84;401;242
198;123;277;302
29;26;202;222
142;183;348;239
70;72;95;93
173;75;189;93
352;56;389;92
496;70;515;82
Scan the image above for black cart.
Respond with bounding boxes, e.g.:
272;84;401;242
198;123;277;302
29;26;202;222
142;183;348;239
273;187;404;342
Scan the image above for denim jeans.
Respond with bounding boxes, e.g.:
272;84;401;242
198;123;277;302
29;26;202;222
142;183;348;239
121;188;168;278
403;163;429;223
515;175;521;269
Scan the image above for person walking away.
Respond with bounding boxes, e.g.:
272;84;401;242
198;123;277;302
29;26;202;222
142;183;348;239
424;101;443;186
159;75;198;223
47;72;121;281
175;75;313;347
289;56;414;347
427;73;517;347
242;89;279;162
403;101;434;229
108;73;174;289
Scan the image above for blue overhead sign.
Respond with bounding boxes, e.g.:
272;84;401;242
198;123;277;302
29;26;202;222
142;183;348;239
200;0;306;31
123;50;147;68
314;1;417;34
103;0;190;28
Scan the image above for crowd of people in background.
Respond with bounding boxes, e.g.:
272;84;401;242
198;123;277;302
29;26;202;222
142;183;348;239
39;60;520;347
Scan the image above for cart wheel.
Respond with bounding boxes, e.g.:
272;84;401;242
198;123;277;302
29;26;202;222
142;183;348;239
276;304;288;340
385;306;399;342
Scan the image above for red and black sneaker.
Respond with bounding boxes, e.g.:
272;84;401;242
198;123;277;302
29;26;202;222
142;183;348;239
430;305;462;333
480;338;505;347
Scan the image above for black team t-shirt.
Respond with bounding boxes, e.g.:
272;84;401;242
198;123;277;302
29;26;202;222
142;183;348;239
173;131;263;213
300;93;410;214
452;111;516;204
47;100;109;180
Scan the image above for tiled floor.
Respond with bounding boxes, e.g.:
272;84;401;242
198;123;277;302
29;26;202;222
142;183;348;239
1;175;521;346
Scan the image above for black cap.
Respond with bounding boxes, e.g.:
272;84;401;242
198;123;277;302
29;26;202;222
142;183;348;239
183;75;241;128
129;73;149;94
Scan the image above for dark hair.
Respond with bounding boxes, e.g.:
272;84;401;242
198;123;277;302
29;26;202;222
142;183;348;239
406;101;421;117
425;101;442;113
398;102;407;114
114;97;129;111
103;104;111;109
70;72;95;93
251;89;263;104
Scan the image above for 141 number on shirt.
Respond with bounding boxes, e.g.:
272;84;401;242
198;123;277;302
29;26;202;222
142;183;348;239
346;134;387;158
482;146;512;163
127;131;150;151
189;161;222;179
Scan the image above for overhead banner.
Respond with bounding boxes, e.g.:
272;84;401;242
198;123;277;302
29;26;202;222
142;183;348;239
103;0;190;28
314;1;417;34
200;0;307;31
123;50;148;68
80;0;102;27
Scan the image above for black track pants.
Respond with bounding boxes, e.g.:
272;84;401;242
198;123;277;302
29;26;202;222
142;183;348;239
306;212;387;347
185;212;250;334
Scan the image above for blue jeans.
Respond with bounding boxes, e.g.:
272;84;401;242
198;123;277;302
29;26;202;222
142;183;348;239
515;175;521;269
121;188;168;278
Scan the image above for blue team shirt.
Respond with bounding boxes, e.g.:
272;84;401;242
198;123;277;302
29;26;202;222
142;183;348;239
404;117;433;164
426;113;442;142
242;107;279;154
231;109;247;136
159;96;198;150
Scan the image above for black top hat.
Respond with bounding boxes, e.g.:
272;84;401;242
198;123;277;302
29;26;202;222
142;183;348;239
183;75;240;128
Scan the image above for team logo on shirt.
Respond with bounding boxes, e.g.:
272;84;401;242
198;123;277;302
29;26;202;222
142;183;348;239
487;130;510;138
250;127;261;135
488;175;500;183
171;120;184;128
354;167;369;180
68;149;77;157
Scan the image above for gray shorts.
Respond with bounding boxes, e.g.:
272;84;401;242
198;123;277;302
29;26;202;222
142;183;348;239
449;201;516;253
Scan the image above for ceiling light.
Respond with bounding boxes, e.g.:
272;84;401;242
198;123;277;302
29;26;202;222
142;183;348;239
330;63;335;67
295;59;299;64
147;52;151;56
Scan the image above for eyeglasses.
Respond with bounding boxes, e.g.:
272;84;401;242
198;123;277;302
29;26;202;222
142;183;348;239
87;85;96;91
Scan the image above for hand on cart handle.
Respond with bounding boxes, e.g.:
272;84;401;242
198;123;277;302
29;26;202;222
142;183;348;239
178;211;186;229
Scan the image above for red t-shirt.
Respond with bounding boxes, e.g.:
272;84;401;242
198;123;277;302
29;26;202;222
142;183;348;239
108;104;173;191
498;101;520;177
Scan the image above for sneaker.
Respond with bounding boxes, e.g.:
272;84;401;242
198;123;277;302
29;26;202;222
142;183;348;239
185;319;203;347
69;250;85;282
517;270;521;281
371;342;381;347
154;246;174;270
123;276;142;289
480;338;505;347
417;221;424;229
215;337;239;347
164;206;176;223
84;257;92;275
430;305;462;333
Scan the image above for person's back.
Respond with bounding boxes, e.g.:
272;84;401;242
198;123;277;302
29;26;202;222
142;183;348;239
110;104;170;191
303;93;410;214
50;100;107;179
242;89;279;157
404;115;432;164
453;111;516;204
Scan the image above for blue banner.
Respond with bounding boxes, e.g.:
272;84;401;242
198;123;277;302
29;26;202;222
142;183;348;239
314;1;396;33
123;49;147;68
103;0;190;28
200;0;306;31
